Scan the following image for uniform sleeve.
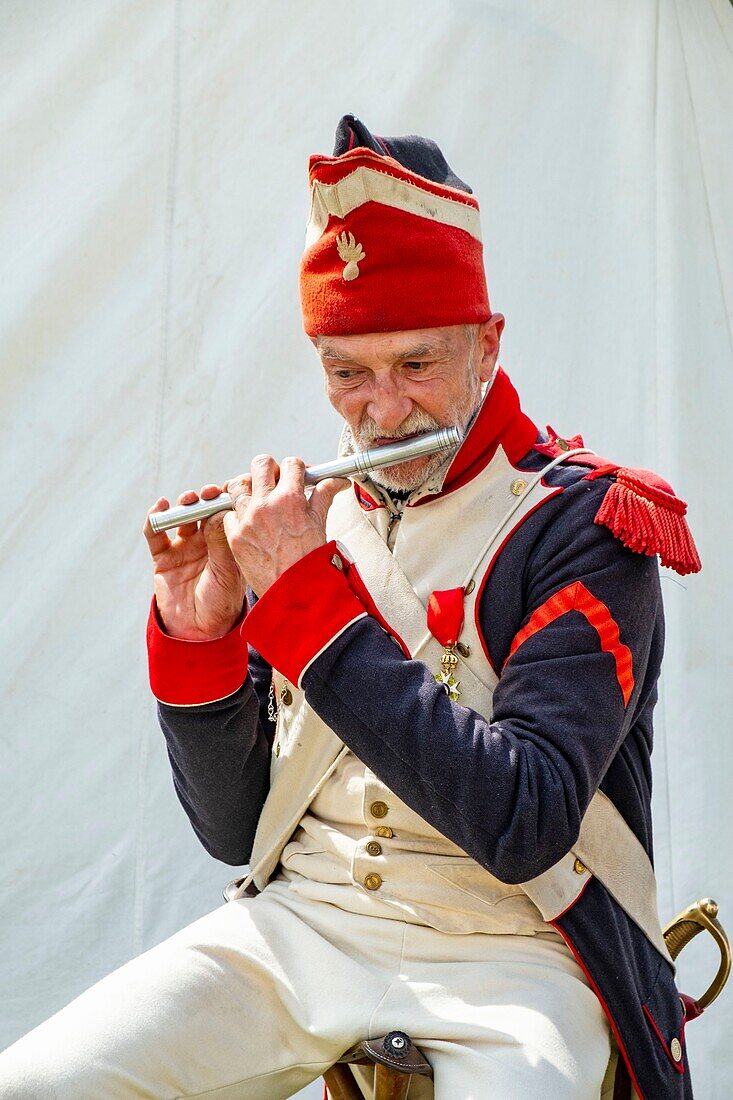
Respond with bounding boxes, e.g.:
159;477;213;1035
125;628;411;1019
148;596;274;865
243;481;662;883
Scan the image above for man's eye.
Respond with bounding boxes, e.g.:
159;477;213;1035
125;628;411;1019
404;361;429;372
335;369;360;381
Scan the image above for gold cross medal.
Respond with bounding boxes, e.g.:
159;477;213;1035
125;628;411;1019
427;588;466;703
436;646;462;702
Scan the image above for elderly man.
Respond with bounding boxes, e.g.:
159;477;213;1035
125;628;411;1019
0;116;700;1099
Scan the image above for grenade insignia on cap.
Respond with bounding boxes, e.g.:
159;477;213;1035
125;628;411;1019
336;231;366;281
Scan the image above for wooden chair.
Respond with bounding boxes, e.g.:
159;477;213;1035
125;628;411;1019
321;897;730;1100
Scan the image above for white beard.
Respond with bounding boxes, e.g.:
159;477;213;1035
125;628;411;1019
341;391;483;494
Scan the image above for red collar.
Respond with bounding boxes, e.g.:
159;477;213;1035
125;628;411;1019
414;367;539;504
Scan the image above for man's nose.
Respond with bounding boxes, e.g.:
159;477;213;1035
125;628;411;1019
366;377;413;434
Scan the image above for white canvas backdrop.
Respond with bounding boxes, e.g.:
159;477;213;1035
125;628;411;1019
0;1;731;1096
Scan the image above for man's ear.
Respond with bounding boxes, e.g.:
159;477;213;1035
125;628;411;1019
476;313;505;382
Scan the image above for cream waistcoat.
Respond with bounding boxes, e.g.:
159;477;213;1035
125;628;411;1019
238;445;672;965
279;751;553;934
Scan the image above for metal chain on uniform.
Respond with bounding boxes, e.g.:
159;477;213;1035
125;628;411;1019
267;677;294;724
267;681;279;724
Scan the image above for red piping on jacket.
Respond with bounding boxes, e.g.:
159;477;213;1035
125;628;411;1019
642;1005;686;1074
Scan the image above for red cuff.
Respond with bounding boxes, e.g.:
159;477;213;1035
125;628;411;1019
242;541;368;687
146;599;249;706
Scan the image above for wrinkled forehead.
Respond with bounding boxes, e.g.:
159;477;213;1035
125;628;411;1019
315;325;470;365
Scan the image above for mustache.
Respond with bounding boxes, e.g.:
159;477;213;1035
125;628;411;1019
353;408;444;447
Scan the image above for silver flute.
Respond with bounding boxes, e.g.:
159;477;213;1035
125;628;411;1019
149;426;462;534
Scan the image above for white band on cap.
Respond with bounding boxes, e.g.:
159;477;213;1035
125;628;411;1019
305;165;482;248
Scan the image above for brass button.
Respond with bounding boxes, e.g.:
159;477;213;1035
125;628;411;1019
366;841;382;857
280;686;293;705
455;641;471;657
364;873;382;891
274;742;280;757
465;579;476;595
370;800;389;819
556;438;570;451
670;1037;682;1063
375;826;393;838
510;478;527;496
331;553;344;570
573;858;587;875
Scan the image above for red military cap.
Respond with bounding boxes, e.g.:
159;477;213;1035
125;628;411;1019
299;115;492;336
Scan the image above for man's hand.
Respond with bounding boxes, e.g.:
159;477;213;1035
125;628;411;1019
144;484;247;640
223;455;348;596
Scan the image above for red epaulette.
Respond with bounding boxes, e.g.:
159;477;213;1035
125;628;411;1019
534;428;702;577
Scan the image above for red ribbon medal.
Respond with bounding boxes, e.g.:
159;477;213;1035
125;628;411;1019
427;588;466;702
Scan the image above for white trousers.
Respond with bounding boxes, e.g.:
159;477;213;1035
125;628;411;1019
0;879;611;1099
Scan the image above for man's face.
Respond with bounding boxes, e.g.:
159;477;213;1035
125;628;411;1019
316;320;502;491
